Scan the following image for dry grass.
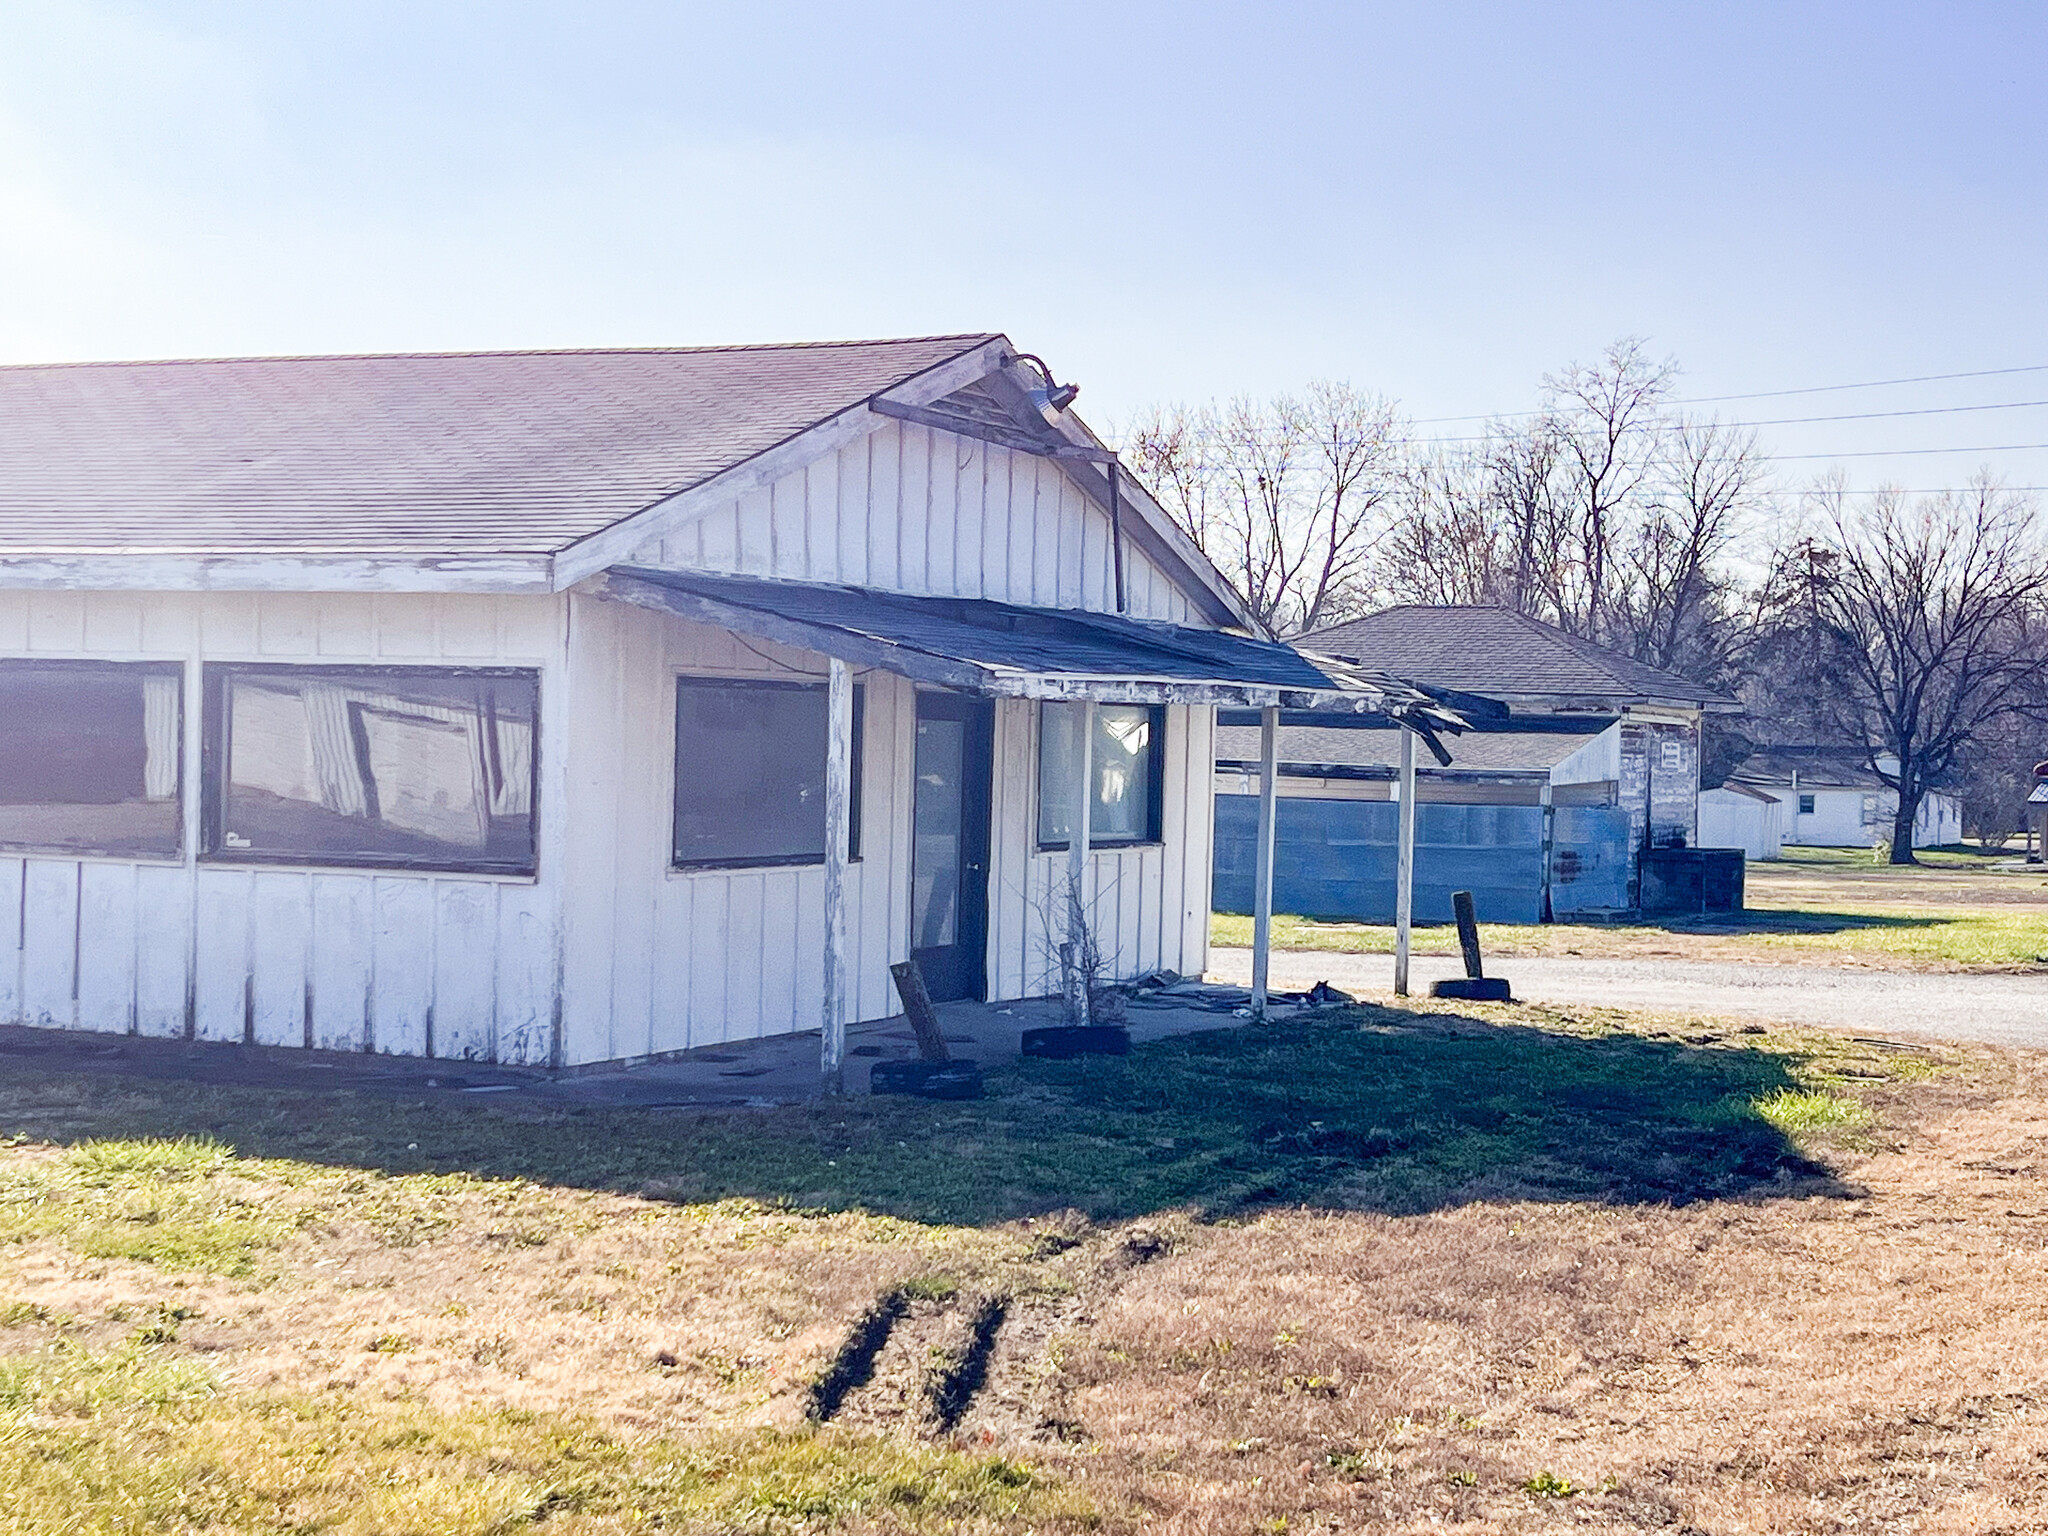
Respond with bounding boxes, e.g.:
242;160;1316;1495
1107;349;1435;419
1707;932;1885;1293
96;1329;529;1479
1214;844;2048;972
3;1003;2047;1531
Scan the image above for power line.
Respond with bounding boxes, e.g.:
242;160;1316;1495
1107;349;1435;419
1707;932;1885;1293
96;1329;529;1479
1775;442;2048;460
1204;397;2048;449
1406;362;2048;426
1682;363;2048;405
1794;485;2048;495
1732;397;2048;428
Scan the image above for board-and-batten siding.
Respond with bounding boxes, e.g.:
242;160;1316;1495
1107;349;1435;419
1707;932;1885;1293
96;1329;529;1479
0;589;564;1065
627;418;1197;624
559;596;1217;1059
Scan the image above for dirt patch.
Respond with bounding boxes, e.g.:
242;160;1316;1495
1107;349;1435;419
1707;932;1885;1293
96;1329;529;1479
5;1007;2047;1530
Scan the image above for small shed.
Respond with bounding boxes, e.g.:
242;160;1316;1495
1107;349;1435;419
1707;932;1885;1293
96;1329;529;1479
1698;782;1785;861
0;337;1416;1072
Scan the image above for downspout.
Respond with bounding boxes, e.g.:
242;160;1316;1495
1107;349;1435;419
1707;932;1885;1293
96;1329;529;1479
1107;457;1127;614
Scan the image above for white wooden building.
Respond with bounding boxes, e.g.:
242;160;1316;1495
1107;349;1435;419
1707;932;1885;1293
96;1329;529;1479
0;336;1392;1071
1729;749;1962;851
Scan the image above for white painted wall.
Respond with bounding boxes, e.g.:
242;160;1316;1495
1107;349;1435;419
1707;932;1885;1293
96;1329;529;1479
555;594;1215;1062
0;588;567;1064
0;420;1234;1065
1750;783;1962;849
625;418;1198;623
1698;788;1784;860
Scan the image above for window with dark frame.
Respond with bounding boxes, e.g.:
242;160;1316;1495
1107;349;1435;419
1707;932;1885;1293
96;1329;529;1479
1036;702;1165;850
0;659;184;859
672;677;863;870
202;665;540;875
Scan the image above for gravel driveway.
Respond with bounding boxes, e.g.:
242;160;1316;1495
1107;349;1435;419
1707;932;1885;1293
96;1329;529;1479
1208;946;2048;1050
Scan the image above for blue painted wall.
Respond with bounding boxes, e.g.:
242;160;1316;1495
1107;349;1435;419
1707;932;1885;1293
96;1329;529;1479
1212;795;1633;924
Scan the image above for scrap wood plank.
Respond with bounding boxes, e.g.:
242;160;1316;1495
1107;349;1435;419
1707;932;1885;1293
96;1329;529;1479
889;959;950;1062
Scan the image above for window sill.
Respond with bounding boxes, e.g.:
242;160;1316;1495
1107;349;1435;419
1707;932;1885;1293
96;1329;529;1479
197;854;540;882
0;846;187;867
1035;840;1165;855
669;856;865;876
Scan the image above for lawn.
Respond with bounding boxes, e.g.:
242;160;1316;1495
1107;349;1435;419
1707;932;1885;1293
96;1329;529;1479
1213;843;2048;971
4;1001;2046;1532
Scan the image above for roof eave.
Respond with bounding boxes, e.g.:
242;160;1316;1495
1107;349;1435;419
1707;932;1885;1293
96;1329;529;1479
0;551;557;594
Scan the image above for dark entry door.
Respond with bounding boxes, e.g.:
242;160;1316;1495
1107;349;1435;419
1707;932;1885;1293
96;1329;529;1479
911;692;994;1002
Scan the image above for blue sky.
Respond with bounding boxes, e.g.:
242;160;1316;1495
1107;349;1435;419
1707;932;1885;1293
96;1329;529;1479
2;2;2043;490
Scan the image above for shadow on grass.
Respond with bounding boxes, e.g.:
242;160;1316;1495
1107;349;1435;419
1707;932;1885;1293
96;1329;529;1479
1629;908;1946;938
0;1004;1853;1227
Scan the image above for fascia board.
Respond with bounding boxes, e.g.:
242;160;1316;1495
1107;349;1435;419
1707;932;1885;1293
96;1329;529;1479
0;553;556;593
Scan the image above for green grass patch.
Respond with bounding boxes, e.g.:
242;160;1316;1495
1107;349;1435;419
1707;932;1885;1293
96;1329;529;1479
0;1339;1087;1535
1212;901;2048;968
1753;1087;1875;1139
0;1136;307;1278
0;1004;1863;1231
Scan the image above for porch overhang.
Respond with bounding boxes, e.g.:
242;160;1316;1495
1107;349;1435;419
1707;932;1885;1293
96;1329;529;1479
599;567;1463;722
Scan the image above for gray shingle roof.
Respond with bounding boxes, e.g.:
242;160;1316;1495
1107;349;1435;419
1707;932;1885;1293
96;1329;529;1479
1300;605;1738;709
0;336;996;555
1729;748;1887;790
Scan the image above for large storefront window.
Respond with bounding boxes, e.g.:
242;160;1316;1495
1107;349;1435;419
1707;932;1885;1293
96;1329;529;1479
203;665;539;874
0;660;183;858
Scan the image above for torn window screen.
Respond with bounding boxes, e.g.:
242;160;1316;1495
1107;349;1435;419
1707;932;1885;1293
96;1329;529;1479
1037;702;1164;849
0;660;183;858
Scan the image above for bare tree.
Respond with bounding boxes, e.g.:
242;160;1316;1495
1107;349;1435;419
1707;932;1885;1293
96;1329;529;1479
1768;480;2048;863
1612;415;1769;683
1123;383;1401;635
1541;337;1677;638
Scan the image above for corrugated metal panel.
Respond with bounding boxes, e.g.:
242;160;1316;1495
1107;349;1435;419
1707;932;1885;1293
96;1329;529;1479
1212;796;1548;924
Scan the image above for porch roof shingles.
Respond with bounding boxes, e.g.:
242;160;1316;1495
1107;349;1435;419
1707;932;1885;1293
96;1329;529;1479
605;567;1351;705
0;337;995;555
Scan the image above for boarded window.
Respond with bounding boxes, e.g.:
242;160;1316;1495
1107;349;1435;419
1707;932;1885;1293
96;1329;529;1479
1037;702;1165;849
203;666;539;874
672;678;863;869
0;660;183;858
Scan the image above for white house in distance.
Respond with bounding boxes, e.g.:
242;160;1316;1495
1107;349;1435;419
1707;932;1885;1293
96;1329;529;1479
1728;748;1962;850
0;336;1406;1072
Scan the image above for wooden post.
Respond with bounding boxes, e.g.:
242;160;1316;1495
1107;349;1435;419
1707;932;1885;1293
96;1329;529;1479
1394;726;1417;997
1451;889;1484;979
1067;699;1096;1026
889;960;949;1062
1251;704;1280;1021
821;656;852;1094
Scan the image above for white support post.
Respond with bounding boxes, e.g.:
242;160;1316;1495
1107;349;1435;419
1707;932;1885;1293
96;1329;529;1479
1394;725;1417;997
821;657;852;1094
1067;699;1096;1026
1251;704;1280;1021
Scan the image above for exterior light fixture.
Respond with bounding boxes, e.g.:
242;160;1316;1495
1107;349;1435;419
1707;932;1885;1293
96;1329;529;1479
1011;352;1080;425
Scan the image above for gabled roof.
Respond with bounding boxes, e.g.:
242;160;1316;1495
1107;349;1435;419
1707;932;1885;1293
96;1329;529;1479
0;334;1256;625
1730;747;1888;790
1299;605;1740;712
0;336;995;559
603;568;1451;713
